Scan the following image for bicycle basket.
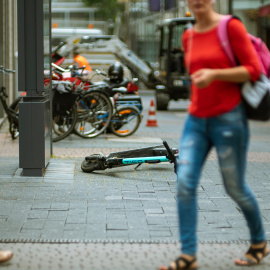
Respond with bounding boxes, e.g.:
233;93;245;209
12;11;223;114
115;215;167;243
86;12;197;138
52;80;73;93
52;83;78;114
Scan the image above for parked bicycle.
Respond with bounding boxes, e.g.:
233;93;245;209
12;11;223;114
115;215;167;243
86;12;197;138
108;88;143;137
5;66;114;142
74;85;142;138
0;66;18;139
59;63;143;139
51;80;80;142
73;84;113;139
81;140;178;173
1;62;142;142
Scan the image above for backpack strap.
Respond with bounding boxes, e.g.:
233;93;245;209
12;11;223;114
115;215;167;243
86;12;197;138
217;15;237;67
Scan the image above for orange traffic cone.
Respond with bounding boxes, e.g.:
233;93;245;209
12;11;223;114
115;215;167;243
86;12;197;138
146;99;158;127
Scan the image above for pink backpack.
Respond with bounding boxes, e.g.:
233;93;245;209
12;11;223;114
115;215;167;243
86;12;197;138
218;15;270;78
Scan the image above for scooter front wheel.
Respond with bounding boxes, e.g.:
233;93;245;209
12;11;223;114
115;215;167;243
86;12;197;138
81;160;106;173
81;154;107;173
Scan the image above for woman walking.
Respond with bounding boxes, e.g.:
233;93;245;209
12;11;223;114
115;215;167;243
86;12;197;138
159;0;269;269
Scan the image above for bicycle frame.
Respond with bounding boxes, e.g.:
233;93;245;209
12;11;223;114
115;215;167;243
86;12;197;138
114;99;143;113
0;87;18;121
0;67;19;139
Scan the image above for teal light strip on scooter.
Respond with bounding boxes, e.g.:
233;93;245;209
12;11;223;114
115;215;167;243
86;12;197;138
122;156;169;165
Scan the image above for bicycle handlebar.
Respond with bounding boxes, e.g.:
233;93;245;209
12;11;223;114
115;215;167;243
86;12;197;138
94;69;107;77
0;66;15;74
68;65;86;71
51;63;70;73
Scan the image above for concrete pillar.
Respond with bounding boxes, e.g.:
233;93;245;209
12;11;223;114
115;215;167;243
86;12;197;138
18;0;52;177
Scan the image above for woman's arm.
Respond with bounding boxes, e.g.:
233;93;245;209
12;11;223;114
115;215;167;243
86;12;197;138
191;66;250;88
190;18;260;89
228;18;261;82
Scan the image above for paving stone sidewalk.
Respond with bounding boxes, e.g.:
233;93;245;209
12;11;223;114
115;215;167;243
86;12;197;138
0;93;270;269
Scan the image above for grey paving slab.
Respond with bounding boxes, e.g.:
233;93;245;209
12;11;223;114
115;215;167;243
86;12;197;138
0;158;270;243
0;92;270;269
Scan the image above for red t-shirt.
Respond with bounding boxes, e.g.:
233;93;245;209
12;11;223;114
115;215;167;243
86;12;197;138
183;18;260;117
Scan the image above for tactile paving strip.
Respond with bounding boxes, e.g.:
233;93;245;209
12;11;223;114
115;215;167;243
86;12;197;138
0;242;269;270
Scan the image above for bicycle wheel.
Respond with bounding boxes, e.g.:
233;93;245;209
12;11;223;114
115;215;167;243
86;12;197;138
9;97;21;139
9;121;19;139
9;96;22;110
74;91;112;138
109;106;141;137
52;103;77;142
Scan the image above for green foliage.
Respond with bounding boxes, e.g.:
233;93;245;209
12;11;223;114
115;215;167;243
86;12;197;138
82;0;125;21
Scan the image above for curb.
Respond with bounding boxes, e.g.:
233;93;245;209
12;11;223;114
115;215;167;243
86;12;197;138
0;238;269;244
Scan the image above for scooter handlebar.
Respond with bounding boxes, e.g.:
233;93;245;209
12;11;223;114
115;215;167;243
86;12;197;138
163;140;175;163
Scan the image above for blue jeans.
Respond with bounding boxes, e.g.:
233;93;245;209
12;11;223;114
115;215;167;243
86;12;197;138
177;104;266;255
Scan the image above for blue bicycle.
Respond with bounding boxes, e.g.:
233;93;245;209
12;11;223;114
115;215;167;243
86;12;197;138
81;140;178;173
73;81;143;138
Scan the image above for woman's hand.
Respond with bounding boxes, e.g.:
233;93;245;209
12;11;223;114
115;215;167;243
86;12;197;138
191;66;252;88
191;69;216;88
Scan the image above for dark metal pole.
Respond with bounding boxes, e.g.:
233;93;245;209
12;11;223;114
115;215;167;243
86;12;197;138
18;0;51;177
228;0;233;15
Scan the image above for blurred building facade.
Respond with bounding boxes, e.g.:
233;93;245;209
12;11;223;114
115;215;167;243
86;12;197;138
0;0;17;120
122;0;270;64
51;0;108;33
